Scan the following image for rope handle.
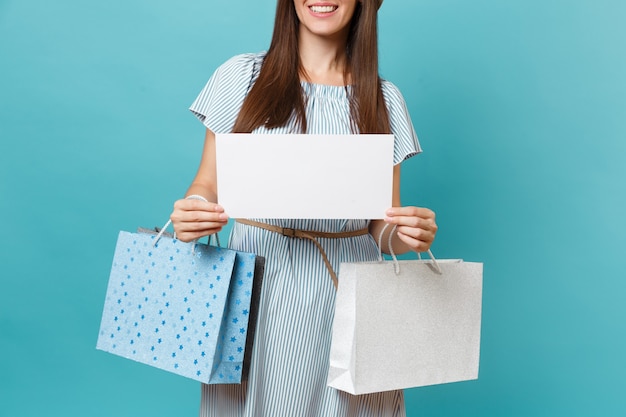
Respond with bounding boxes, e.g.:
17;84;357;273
153;195;221;251
377;223;442;275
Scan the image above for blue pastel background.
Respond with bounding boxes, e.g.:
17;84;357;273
1;1;624;416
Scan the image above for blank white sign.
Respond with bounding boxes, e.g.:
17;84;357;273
215;134;394;219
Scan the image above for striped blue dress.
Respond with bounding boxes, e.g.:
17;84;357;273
189;52;421;417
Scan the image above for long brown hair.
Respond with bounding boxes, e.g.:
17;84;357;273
232;0;390;134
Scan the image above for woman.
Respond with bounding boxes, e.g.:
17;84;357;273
171;1;437;416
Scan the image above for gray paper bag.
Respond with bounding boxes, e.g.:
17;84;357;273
327;255;483;395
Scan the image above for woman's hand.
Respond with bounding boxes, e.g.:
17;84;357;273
384;206;438;253
170;198;229;242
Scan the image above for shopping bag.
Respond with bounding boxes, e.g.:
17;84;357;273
327;229;483;395
213;248;264;382
96;228;264;384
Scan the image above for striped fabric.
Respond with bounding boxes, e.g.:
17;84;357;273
190;52;421;417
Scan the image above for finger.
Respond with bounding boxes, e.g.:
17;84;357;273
171;209;229;224
174;199;225;214
385;215;437;234
175;227;224;243
175;220;228;233
396;223;435;241
386;206;435;220
170;212;228;241
396;229;433;252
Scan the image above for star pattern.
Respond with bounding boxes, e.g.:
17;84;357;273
97;231;258;385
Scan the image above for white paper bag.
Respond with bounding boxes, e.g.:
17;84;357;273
327;253;483;395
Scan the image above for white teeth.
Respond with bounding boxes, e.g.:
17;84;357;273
310;5;337;13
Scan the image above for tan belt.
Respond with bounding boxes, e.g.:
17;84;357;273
235;219;369;289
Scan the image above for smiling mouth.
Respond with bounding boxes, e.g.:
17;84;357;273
309;5;338;14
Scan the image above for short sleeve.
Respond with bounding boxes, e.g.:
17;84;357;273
189;53;264;134
381;80;422;165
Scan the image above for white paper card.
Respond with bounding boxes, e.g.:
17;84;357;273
215;134;394;219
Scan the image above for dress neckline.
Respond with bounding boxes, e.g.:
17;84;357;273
300;81;350;99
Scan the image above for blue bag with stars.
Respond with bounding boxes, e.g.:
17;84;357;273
96;228;264;384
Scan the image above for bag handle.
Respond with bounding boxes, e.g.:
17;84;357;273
377;223;442;275
153;195;221;251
